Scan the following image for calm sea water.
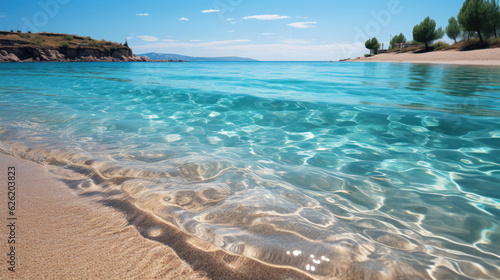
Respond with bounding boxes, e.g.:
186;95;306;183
1;62;500;279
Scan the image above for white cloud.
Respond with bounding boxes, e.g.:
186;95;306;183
179;17;189;21
133;39;251;50
287;21;317;28
201;42;365;61
127;37;135;40
283;39;311;44
200;39;250;46
162;39;177;42
136;13;150;16
137;36;159;42
242;15;290;20
296;16;309;19
228;30;236;33
190;40;201;42
201;9;220;13
131;40;365;61
262;33;275;36
226;18;234;21
0;13;7;18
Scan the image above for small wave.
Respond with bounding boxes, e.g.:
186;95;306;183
2;142;500;279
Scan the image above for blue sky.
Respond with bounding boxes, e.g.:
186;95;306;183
1;0;465;60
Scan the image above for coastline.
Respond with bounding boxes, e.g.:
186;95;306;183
343;48;500;66
0;153;207;279
0;153;313;280
0;31;152;63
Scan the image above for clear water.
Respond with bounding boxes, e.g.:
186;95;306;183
1;62;500;279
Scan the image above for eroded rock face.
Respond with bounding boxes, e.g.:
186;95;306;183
0;46;151;62
0;52;21;62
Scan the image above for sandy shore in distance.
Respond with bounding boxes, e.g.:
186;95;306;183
345;48;500;66
0;153;313;280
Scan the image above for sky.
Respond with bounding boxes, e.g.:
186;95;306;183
0;0;465;61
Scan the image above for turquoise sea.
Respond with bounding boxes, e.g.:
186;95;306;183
1;62;500;279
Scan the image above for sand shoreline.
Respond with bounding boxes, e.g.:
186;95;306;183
0;153;313;279
0;153;209;279
344;48;500;66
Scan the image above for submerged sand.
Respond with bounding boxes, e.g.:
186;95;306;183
0;154;208;279
345;48;500;66
0;154;313;280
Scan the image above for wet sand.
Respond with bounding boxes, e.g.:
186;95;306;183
345;48;500;66
0;153;313;279
0;153;209;279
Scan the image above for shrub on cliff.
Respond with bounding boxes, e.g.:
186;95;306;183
98;39;114;48
88;41;99;47
431;41;450;50
59;42;70;48
63;35;74;41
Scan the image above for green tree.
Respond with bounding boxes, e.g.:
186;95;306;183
412;17;444;50
365;37;381;55
458;0;490;42
59;42;70;48
487;0;500;37
390;33;407;48
446;17;462;43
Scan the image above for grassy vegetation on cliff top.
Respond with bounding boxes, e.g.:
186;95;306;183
0;31;126;49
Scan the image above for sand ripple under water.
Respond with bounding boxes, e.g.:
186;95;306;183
1;62;500;279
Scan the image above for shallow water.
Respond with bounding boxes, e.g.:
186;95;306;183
1;62;500;279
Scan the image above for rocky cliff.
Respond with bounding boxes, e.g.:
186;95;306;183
0;46;151;62
0;31;151;62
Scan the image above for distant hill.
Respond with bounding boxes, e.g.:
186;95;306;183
137;52;258;62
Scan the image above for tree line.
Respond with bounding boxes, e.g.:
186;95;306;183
365;0;500;54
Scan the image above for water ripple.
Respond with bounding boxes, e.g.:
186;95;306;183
1;62;500;279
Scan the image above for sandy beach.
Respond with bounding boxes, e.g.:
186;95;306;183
0;154;209;279
345;48;500;66
0;154;312;280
